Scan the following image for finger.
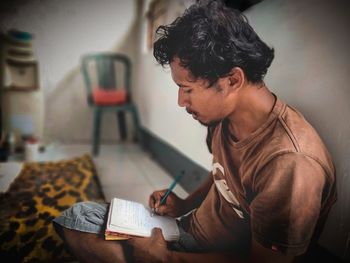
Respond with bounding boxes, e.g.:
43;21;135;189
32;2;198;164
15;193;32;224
148;194;156;208
155;205;167;216
154;199;160;209
153;190;167;208
151;227;163;238
149;190;164;208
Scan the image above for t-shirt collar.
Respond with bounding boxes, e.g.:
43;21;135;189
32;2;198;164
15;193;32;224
221;94;285;149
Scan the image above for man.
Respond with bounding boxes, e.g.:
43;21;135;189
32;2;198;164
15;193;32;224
54;1;336;262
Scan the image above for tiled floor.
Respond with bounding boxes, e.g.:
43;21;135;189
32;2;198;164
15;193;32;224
34;143;188;205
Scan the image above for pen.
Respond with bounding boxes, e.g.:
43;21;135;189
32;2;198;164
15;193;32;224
151;170;185;216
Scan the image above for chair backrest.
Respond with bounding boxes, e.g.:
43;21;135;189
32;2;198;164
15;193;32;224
81;52;132;105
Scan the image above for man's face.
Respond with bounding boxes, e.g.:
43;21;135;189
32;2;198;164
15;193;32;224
170;57;232;126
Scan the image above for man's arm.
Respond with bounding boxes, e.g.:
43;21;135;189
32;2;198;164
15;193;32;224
183;172;213;212
150;172;213;217
168;238;294;263
129;228;295;263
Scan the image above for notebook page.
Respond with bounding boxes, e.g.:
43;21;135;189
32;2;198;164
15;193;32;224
110;198;152;229
108;198;179;241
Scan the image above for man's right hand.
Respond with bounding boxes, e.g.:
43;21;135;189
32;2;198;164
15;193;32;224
149;189;188;217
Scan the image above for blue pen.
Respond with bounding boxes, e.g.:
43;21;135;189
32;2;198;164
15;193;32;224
151;171;184;216
160;171;184;205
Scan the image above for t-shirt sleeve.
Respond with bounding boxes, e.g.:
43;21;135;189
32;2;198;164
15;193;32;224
250;153;327;256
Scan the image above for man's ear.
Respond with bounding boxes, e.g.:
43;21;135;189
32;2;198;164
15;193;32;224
227;67;245;92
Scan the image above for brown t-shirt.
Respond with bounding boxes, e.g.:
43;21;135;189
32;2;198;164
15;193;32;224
184;97;336;256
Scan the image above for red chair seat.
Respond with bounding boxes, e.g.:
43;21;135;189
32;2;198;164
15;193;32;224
92;88;127;105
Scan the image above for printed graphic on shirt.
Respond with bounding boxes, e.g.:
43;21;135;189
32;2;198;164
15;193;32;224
212;162;244;219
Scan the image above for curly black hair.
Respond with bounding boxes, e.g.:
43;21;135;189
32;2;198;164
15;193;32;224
153;0;274;85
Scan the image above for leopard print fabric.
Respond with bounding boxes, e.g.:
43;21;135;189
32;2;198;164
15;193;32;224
0;154;105;262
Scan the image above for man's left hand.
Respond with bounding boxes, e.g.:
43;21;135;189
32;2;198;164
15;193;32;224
128;228;170;263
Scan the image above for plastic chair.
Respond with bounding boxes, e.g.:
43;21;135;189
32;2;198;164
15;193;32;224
81;52;142;155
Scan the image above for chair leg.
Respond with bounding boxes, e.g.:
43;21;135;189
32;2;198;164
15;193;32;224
131;106;142;147
117;112;127;141
92;108;102;156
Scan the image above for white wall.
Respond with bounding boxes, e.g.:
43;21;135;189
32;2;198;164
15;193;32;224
135;0;350;259
1;0;137;143
135;0;212;171
1;0;135;97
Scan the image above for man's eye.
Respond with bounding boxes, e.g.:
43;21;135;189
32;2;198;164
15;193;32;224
184;89;192;94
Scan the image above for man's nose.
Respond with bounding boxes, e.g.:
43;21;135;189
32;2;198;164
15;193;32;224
178;89;189;107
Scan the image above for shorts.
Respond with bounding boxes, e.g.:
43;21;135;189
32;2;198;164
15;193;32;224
53;201;204;253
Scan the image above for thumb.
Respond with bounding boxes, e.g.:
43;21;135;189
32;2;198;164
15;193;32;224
151;227;164;239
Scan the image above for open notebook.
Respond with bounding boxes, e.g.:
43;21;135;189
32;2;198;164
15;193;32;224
105;198;180;241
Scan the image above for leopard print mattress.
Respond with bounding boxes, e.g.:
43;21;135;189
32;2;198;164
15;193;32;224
0;154;105;262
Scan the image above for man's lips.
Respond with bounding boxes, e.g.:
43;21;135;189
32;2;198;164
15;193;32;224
186;108;194;115
186;108;198;119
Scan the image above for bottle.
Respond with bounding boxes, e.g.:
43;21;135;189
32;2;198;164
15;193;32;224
8;132;16;155
24;136;39;161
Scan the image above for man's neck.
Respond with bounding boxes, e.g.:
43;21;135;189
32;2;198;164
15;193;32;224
227;83;276;142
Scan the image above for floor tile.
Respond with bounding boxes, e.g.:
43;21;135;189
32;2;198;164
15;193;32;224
40;143;188;202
